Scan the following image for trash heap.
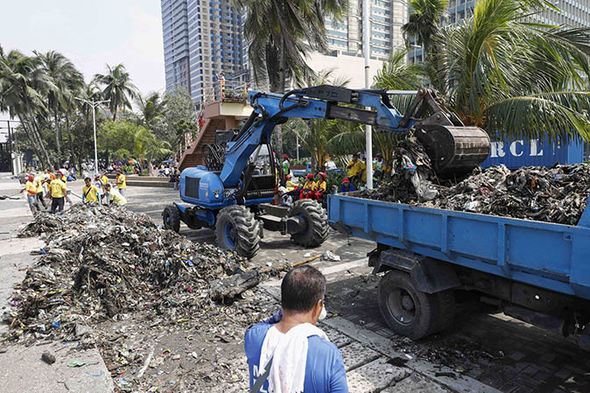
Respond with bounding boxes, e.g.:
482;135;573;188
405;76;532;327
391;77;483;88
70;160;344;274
5;203;262;344
358;139;590;225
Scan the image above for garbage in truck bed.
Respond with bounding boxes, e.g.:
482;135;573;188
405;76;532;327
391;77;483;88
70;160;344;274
357;139;590;226
480;136;584;169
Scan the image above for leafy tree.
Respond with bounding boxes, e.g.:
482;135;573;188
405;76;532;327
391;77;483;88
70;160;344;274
373;50;424;90
0;49;53;167
231;0;347;156
163;87;198;151
94;64;138;121
35;50;84;160
437;0;590;141
133;127;172;175
137;92;166;129
98;120;138;160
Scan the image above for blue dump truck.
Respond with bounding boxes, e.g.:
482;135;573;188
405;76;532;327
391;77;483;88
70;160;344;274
328;192;590;349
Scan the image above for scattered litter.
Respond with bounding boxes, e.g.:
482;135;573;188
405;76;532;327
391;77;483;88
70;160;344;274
67;360;87;368
41;351;56;365
322;250;341;262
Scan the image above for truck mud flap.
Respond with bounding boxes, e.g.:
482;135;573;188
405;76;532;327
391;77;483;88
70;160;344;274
370;248;461;294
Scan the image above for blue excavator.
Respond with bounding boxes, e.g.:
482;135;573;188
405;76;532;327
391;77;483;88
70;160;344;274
162;86;490;258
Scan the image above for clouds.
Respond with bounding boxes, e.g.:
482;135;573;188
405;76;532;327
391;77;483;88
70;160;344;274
0;0;165;95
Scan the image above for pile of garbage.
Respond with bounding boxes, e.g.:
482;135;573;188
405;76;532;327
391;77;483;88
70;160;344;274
359;139;590;225
4;204;262;344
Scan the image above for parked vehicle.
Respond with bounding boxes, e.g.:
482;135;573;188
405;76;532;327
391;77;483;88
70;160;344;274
328;192;590;349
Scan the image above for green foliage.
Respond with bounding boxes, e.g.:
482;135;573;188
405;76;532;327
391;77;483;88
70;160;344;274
405;0;590;142
232;0;348;90
94;64;138;120
373;50;424;90
163;87;198;150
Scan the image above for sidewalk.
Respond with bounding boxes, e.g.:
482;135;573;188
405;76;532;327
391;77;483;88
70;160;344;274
0;173;114;393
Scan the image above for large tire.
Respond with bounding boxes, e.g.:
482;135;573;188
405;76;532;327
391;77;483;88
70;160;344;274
378;270;455;340
162;204;181;233
288;199;329;247
215;205;260;258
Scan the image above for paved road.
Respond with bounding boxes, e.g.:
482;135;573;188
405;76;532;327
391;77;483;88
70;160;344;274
125;182;590;393
2;179;588;392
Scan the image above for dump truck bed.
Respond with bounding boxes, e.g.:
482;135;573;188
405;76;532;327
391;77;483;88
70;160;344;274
328;192;590;301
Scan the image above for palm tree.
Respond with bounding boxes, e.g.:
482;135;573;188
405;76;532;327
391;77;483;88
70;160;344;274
284;70;350;171
402;0;448;92
231;0;347;156
94;64;138;121
35;50;84;159
402;0;448;51
133;127;172;176
328;50;424;171
437;0;590;141
136;92;166;129
373;50;424;90
0;49;53;167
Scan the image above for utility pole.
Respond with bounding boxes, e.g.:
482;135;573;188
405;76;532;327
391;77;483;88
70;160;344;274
363;0;373;189
75;98;109;176
296;135;300;161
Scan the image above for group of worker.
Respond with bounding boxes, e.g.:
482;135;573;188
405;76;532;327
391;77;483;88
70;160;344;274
346;152;385;186
22;169;128;214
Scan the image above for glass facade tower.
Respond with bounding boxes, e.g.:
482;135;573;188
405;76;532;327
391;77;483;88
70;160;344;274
161;0;248;105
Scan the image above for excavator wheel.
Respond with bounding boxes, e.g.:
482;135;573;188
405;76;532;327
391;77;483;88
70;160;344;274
162;204;181;233
215;205;260;259
288;200;329;247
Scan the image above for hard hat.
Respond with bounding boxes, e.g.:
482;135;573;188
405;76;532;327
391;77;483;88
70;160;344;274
306;173;314;180
277;186;287;194
318;172;328;179
27;174;34;182
282;154;288;159
343;177;350;183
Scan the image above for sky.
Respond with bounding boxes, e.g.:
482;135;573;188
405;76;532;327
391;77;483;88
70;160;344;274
0;0;165;95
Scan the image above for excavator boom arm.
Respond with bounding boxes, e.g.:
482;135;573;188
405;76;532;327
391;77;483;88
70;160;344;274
219;86;490;187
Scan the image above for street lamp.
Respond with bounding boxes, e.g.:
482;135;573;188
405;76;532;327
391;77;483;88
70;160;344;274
75;97;109;176
363;0;373;189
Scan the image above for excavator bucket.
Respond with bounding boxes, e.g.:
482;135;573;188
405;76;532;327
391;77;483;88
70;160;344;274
415;125;491;176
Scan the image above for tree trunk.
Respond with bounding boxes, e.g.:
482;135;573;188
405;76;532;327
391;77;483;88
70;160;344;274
54;112;62;158
18;115;47;169
112;103;117;121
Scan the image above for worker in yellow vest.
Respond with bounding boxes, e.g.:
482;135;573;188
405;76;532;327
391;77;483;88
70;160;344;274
49;172;68;213
82;177;100;203
21;174;38;213
116;170;127;197
103;183;127;206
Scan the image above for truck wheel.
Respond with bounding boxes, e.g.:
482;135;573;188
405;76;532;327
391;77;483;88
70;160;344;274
215;205;260;258
163;204;181;233
378;270;454;340
288;199;329;247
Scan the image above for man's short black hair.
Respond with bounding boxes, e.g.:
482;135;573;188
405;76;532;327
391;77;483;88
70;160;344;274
84;177;91;182
281;266;326;312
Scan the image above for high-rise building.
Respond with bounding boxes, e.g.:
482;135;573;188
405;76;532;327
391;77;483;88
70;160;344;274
411;0;590;62
308;0;409;87
161;0;249;105
324;0;408;60
161;0;191;93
